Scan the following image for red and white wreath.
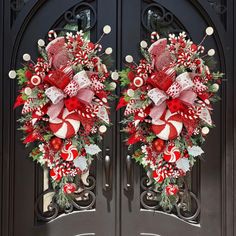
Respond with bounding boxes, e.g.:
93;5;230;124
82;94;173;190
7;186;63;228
10;26;117;208
118;28;222;209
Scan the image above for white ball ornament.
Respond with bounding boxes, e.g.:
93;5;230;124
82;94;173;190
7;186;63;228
140;40;148;48
212;83;219;92
208;49;215;56
38;39;45;47
99;125;107;133
24;87;32;96
103;25;111;34
206;27;214;36
204;99;210;105
23;53;31;61
102;98;108;103
111;71;119;81
127;89;134;97
105;47;113;55
125;55;133;63
109;82;117;90
202;127;210;135
8;70;17;79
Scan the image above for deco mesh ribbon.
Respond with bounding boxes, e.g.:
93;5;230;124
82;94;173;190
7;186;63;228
11;28;116;208
118;29;222;210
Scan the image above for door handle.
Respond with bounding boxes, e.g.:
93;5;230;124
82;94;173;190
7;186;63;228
104;149;112;190
125;155;133;190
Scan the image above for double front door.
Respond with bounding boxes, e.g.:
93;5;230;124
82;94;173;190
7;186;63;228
1;0;234;236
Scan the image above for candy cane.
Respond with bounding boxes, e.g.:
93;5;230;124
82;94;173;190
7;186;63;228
95;43;102;52
151;31;160;42
48;30;57;41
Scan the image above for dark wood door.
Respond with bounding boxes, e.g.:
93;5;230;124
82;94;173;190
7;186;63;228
1;1;235;236
1;1;118;236
119;1;235;236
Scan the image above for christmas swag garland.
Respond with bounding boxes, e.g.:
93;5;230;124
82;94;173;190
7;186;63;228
118;28;222;210
10;26;116;208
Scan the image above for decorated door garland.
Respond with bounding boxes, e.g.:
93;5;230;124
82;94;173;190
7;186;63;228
9;26;117;209
118;28;222;210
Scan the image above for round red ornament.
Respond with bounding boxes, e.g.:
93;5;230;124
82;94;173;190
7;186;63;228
50;137;63;151
25;70;33;79
153;139;165;152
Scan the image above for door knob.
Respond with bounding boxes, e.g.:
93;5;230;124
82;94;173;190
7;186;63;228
125;155;133;190
104;149;112;190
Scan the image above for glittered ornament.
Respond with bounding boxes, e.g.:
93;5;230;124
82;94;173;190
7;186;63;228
153;139;165;152
50;137;63;151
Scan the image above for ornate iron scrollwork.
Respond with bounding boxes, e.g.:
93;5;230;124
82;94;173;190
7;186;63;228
141;1;188;38
35;176;96;222
52;2;96;35
141;3;174;33
207;0;227;15
140;176;200;223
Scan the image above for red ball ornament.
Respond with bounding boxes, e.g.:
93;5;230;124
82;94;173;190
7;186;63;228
163;144;181;163
165;184;179;196
127;71;135;81
63;183;77;194
50;168;62;181
153;139;165;152
25;70;33;79
50;137;63;151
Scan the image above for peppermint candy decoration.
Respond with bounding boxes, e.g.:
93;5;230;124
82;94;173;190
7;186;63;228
50;167;62;181
63;183;77;194
152;110;183;140
165;184;179;196
49;108;81;139
163;144;181;163
60;141;79;161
